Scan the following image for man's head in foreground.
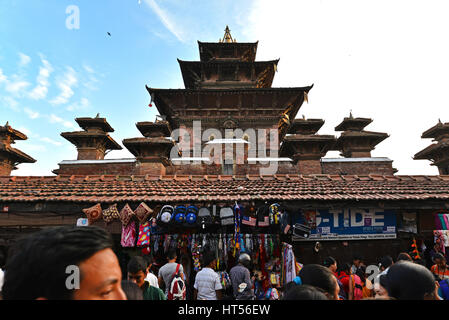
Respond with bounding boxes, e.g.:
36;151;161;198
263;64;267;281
2;225;126;300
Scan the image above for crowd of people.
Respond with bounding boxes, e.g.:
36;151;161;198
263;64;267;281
0;225;448;301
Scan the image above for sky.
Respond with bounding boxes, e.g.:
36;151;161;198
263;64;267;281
1;0;447;176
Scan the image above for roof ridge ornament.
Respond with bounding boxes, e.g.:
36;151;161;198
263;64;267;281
220;25;236;43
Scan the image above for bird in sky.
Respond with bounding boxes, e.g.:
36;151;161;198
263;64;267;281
107;32;111;36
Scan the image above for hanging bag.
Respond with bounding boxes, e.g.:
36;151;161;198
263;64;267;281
257;205;270;227
269;203;281;225
185;205;199;226
158;205;174;225
220;207;234;226
198;206;212;229
242;205;257;227
174;205;187;224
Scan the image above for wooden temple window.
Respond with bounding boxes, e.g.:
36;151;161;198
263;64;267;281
219;66;236;81
221;47;234;58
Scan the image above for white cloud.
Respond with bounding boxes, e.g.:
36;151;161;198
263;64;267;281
18;52;31;67
0;68;7;83
83;64;94;74
24;107;40;119
5;79;31;96
1;96;19;111
50;66;78;105
39;137;62;146
29;55;53;100
144;0;185;43
67;97;89;111
19;144;46;153
48;114;76;129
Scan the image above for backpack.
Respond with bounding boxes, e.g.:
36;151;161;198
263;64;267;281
157;205;174;224
185;205;198;226
198;207;213;230
167;264;186;300
279;209;292;234
241;205;257;227
220;207;234;226
269;203;281;225
256;205;270;227
440;279;449;300
173;205;187;224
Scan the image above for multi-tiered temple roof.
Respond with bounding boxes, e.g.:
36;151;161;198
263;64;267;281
0;123;36;175
414;120;449;174
61;115;122;160
334;114;389;158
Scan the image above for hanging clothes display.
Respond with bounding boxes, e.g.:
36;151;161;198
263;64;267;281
281;242;296;286
115;200;303;301
434;230;446;255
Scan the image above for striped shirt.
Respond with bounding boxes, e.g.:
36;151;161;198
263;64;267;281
194;267;222;300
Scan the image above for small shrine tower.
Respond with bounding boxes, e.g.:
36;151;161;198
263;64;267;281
123;120;174;175
61;115;122;160
0;122;36;175
414;120;449;174
280;117;336;174
334;114;389;158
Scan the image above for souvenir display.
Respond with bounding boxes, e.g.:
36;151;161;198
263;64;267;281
82;203;103;225
83;201;302;300
102;203;120;223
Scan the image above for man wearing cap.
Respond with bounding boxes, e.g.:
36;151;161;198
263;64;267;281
229;253;255;300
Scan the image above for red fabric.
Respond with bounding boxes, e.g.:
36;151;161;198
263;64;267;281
338;271;350;295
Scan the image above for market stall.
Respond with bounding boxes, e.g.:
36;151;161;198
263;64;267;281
82;201;305;300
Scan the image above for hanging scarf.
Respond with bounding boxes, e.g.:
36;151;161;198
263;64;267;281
435;214;443;230
439;214;448;230
136;221;151;247
234;204;242;255
442;213;449;230
121;220;137;247
259;234;269;291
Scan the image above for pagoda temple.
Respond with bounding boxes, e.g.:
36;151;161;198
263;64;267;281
146;26;311;176
0;122;36;176
414;120;449;174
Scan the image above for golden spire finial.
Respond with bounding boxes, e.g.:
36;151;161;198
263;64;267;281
222;25;235;43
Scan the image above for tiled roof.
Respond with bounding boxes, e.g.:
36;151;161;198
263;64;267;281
0;174;448;203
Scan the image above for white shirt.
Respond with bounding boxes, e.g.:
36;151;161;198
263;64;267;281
194;267;222;300
145;272;159;288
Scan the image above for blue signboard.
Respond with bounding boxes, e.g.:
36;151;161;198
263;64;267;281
295;208;397;241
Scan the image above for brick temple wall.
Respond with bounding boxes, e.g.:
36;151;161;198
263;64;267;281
55;162;137;175
321;159;396;175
